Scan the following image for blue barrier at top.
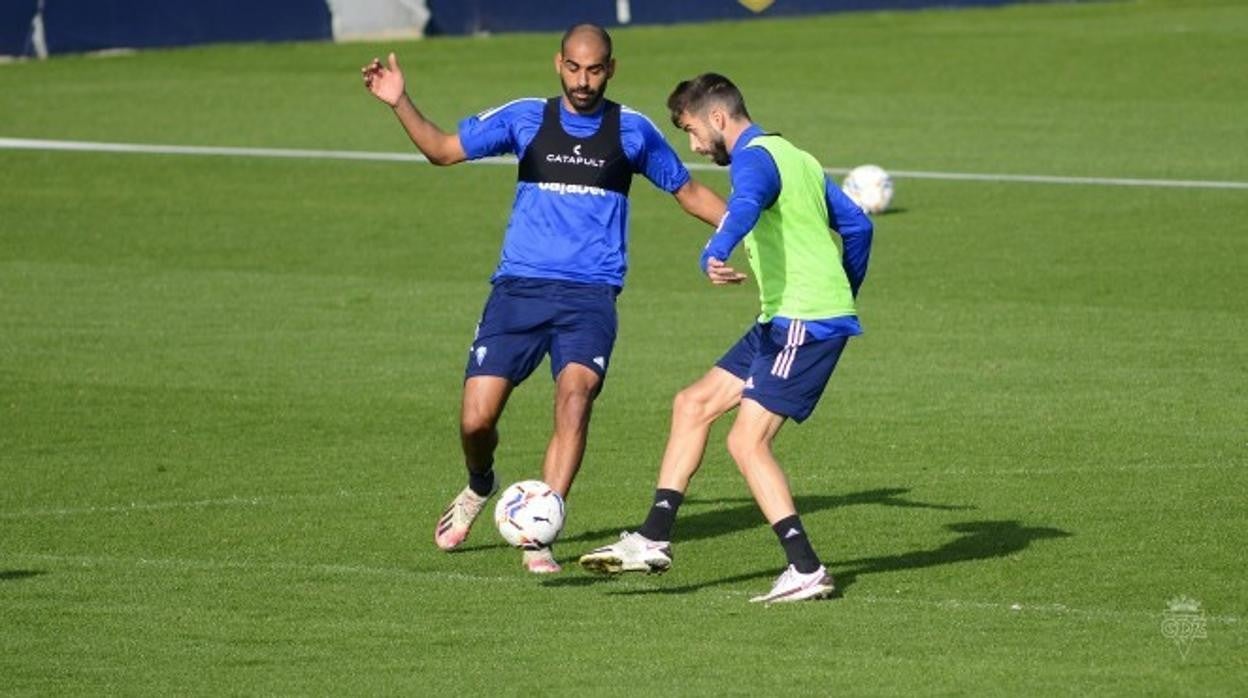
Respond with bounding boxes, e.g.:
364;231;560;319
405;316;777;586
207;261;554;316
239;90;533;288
3;0;1025;57
0;0;38;56
41;0;332;55
426;0;1020;35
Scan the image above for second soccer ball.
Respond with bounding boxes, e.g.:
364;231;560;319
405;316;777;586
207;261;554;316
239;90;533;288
842;164;894;215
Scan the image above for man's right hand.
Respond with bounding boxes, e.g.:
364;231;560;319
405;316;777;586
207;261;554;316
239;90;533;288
362;52;406;107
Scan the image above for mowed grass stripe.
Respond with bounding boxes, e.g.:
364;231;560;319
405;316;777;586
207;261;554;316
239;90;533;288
11;551;1241;626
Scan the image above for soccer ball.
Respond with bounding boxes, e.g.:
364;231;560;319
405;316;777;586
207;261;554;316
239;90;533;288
494;480;565;548
842;164;894;215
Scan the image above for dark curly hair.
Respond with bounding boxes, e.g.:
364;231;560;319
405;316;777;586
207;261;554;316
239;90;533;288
666;73;750;127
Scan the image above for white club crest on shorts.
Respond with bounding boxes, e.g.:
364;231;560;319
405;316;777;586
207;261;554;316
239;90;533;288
474;346;488;366
593;356;606;369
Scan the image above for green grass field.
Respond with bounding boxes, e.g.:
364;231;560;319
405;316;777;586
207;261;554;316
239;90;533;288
2;0;1245;693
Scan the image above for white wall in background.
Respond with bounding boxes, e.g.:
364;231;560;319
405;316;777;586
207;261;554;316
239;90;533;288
327;0;430;41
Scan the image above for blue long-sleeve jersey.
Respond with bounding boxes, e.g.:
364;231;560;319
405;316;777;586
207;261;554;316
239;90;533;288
700;125;874;338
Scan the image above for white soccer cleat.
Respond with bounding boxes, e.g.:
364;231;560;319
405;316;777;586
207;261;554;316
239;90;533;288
434;482;497;551
579;532;673;575
749;565;836;604
522;546;562;574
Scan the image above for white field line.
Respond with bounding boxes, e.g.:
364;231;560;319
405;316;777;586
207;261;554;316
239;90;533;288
7;551;1241;625
0;136;506;165
851;593;1240;625
12;551;522;585
3;136;1247;190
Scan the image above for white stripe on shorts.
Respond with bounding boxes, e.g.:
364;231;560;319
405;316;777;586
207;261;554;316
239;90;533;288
770;322;795;377
771;320;805;379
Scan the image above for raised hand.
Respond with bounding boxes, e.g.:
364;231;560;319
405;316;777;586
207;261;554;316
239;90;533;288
361;52;406;107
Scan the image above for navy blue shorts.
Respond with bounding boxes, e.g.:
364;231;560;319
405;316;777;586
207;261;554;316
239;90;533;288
715;320;849;423
465;277;619;385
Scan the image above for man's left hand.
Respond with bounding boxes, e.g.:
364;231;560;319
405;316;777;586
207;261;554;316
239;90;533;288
706;258;747;285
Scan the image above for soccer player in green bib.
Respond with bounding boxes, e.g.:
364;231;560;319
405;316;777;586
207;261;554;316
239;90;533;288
579;73;874;603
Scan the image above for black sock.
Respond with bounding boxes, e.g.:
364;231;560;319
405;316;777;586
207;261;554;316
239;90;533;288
467;466;495;497
772;514;821;574
636;489;684;542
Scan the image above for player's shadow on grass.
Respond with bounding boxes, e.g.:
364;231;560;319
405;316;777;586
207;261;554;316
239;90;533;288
0;570;47;581
597;519;1070;597
457;488;972;556
829;520;1071;594
569;488;972;547
539;488;974;585
456;487;963;555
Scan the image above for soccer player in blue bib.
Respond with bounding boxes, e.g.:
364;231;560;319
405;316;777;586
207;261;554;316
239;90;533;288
362;26;726;573
579;73;874;602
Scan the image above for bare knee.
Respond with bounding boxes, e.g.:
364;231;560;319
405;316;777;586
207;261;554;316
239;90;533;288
672;387;714;426
557;385;594;411
726;427;764;469
460;377;511;444
553;381;597;431
460;405;497;441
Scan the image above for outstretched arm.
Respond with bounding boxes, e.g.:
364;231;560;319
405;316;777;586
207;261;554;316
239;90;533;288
362;53;467;166
672;179;727;228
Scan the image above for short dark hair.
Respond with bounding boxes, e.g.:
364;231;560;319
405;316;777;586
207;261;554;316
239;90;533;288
560;23;613;60
666;73;750;127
